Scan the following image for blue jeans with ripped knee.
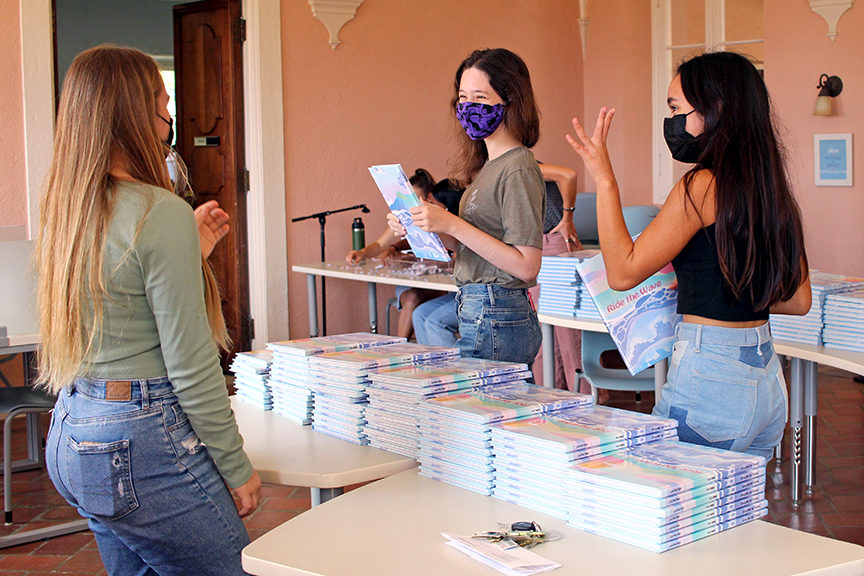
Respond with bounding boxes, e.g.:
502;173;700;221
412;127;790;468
46;377;250;576
652;322;787;461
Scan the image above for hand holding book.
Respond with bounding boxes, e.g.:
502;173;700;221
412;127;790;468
370;164;450;261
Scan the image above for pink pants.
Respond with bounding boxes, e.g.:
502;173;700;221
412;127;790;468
529;232;591;394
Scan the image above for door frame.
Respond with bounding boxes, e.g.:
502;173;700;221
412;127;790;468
19;0;288;350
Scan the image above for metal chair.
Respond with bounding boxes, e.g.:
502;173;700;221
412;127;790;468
0;376;90;548
385;297;399;336
1;386;57;524
580;330;655;405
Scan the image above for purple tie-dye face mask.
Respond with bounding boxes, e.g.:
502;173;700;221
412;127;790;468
456;101;505;140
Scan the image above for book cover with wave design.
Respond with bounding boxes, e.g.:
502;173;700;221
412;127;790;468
569;441;765;499
488;405;677;453
266;333;405;357
368;164;450;261
576;251;680;374
423;383;591;424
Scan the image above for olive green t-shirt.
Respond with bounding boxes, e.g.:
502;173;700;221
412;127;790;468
454;146;545;289
86;181;253;489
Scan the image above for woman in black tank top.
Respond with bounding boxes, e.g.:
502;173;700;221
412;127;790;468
566;51;811;460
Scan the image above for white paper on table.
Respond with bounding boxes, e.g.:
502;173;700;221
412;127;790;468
442;533;561;575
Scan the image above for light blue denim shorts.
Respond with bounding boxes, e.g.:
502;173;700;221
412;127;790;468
456;284;542;366
652;322;787;460
46;377;250;576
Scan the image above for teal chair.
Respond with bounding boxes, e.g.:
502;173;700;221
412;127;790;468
572;193;598;248
577;203;660;404
580;331;656;405
622;204;660;236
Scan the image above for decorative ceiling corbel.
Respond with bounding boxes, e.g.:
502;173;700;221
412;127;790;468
308;0;363;49
809;0;855;42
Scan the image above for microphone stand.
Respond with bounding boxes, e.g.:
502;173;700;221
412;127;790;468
292;204;369;336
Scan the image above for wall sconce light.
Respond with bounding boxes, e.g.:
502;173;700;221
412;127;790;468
814;74;843;116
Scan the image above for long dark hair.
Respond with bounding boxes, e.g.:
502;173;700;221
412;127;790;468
408;168;435;200
452;48;540;183
677;51;807;311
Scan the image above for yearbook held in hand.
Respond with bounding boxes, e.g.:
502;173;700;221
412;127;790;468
368;164;450;261
576;250;681;375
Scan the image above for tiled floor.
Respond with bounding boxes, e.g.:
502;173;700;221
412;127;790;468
0;363;862;574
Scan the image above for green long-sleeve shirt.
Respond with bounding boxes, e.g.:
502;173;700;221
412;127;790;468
86;180;253;488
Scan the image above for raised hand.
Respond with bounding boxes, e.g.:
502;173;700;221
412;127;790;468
194;200;230;259
565;107;617;188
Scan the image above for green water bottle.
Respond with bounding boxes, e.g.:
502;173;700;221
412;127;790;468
352;217;366;251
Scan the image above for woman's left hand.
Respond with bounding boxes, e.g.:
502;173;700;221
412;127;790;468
549;219;579;251
232;469;262;518
566;107;617;188
195;200;230;259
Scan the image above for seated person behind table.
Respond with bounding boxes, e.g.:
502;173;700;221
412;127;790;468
413;179;466;347
345;168;444;340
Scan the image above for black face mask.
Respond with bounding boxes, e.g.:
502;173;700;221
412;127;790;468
663;110;702;164
158;114;174;148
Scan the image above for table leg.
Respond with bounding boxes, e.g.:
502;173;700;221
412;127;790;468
306;274;319;337
311;487;344;507
789;357;805;507
654;358;667;404
775;354;786;464
541;323;554;389
368;283;378;334
804;360;819;495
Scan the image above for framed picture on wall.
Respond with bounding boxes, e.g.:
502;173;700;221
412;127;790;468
815;133;853;186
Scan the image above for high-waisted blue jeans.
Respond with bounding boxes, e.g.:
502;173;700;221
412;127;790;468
456;284;542;366
652;322;787;460
46;377;250;576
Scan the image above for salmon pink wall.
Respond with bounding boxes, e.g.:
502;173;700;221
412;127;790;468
0;0;27;230
581;0;654;208
764;1;864;277
281;0;585;338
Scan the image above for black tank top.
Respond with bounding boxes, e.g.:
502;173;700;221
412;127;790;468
672;224;769;322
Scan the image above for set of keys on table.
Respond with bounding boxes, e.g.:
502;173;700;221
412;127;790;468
470;521;562;550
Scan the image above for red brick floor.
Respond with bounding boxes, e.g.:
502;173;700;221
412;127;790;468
0;364;862;573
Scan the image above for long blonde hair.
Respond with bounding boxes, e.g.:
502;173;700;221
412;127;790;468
36;45;229;392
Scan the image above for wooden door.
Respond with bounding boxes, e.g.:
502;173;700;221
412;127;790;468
174;0;251;366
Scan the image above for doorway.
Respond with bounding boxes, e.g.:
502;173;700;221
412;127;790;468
53;0;253;366
174;0;251;364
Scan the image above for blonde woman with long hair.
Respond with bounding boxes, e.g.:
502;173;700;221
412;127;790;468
38;45;260;575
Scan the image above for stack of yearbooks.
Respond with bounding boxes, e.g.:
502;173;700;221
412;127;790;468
565;441;768;553
418;383;592;496
490;405;679;519
364;358;534;458
306;343;459;445
536;250;601;319
770;272;864;345
229;350;273;410
265;333;405;425
822;289;864;352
